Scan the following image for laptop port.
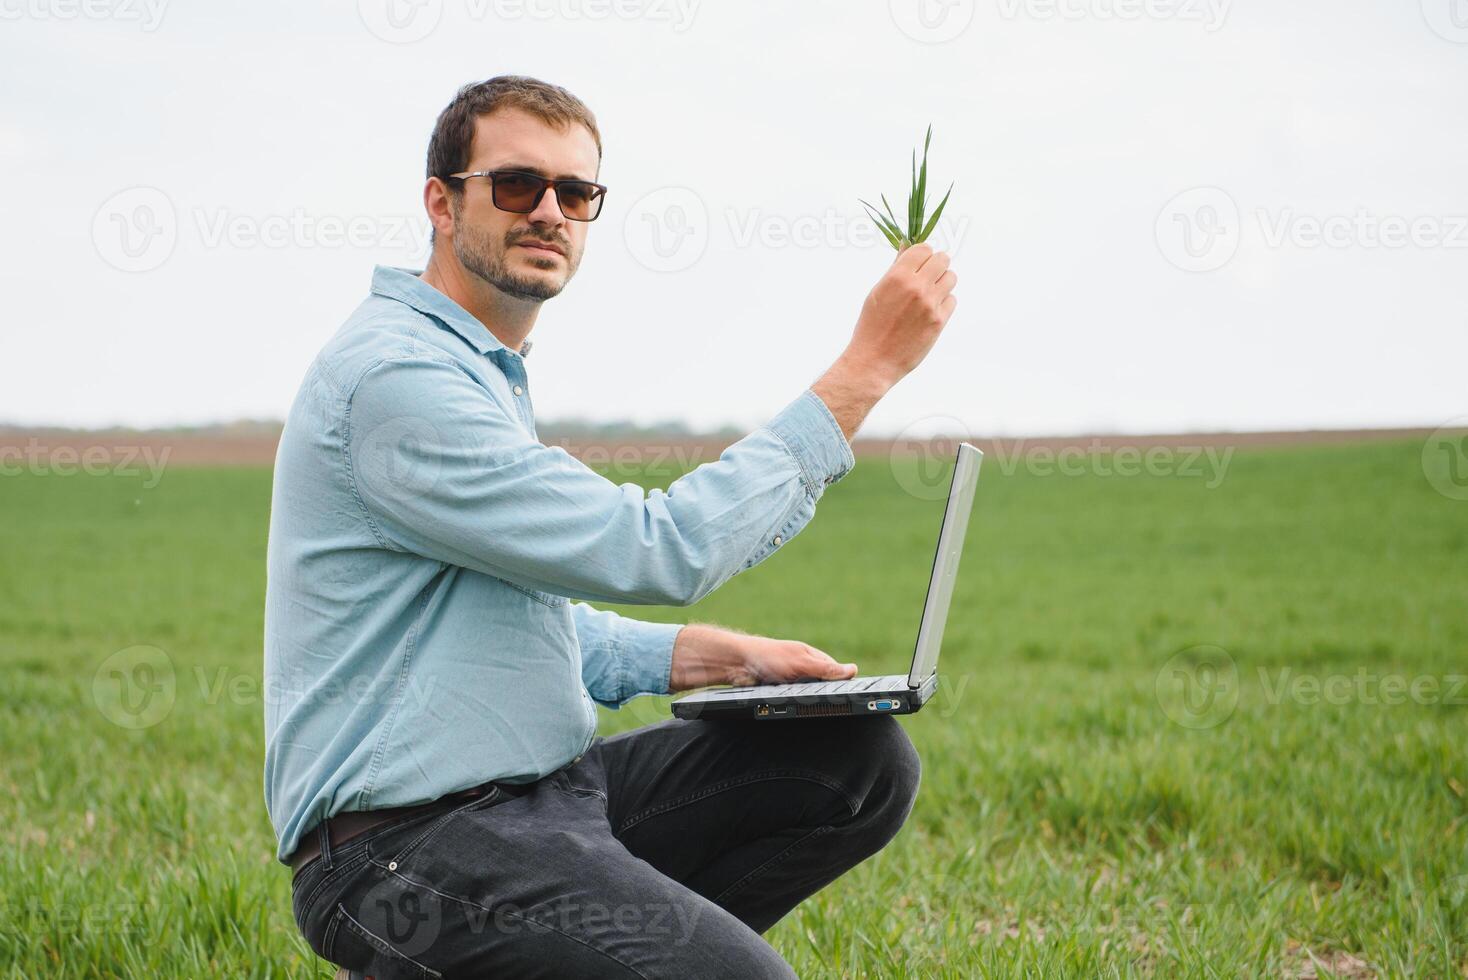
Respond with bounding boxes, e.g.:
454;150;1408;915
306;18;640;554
868;698;901;712
756;704;770;717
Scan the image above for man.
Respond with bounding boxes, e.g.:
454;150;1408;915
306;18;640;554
265;75;958;978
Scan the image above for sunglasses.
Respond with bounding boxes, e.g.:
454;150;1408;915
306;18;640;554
446;169;607;222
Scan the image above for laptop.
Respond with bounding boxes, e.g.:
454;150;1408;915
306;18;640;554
671;442;982;721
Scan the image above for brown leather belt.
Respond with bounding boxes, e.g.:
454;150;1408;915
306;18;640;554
289;780;527;875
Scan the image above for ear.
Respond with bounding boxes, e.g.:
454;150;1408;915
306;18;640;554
424;177;456;242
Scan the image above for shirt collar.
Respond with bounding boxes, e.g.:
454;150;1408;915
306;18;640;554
370;265;533;359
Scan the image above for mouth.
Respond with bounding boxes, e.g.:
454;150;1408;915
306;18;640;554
515;241;565;258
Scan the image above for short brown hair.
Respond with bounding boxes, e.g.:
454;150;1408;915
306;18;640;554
426;75;602;184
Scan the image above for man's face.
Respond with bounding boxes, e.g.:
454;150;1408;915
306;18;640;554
445;107;600;302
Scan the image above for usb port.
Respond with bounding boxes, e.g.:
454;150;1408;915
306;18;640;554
868;698;901;712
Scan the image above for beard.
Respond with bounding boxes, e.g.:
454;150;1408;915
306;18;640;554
451;209;577;302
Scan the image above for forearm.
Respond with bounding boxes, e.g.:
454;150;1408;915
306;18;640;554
669;624;751;691
811;355;895;442
811;241;959;441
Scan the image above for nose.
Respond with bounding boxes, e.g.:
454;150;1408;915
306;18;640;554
527;185;566;226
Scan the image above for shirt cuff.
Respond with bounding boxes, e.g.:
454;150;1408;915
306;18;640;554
613;618;682;701
764;389;856;499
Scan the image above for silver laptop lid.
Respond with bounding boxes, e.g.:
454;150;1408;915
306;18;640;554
907;443;982;688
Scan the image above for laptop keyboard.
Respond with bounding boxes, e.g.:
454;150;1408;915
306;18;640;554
739;675;909;697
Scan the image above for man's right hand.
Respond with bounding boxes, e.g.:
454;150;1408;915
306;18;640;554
812;243;959;440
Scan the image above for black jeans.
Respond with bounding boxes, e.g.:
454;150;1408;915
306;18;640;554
291;715;921;978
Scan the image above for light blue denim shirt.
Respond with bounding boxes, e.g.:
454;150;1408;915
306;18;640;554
263;265;855;862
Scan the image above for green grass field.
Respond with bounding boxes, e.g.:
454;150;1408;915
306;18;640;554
2;439;1465;977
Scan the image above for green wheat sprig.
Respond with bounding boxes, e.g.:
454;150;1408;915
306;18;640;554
859;124;954;251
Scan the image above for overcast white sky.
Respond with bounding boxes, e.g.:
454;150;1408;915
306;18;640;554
2;0;1465;436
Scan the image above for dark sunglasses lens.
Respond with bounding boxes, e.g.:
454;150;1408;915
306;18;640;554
492;173;544;212
555;183;602;221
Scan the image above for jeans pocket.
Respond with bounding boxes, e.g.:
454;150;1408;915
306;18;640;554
378;788;503;871
327;902;443;979
293;849;373;953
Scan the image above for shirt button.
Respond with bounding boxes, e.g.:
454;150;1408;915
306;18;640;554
512;385;524;396
772;535;783;546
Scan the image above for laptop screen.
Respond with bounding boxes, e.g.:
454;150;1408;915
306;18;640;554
907;443;982;688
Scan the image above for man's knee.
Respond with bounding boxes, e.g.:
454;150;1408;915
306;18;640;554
842;717;921;848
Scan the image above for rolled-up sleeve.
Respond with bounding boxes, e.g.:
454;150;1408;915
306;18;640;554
571;603;682;708
346;355;854;608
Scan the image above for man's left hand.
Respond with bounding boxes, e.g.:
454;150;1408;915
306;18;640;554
669;624;858;691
